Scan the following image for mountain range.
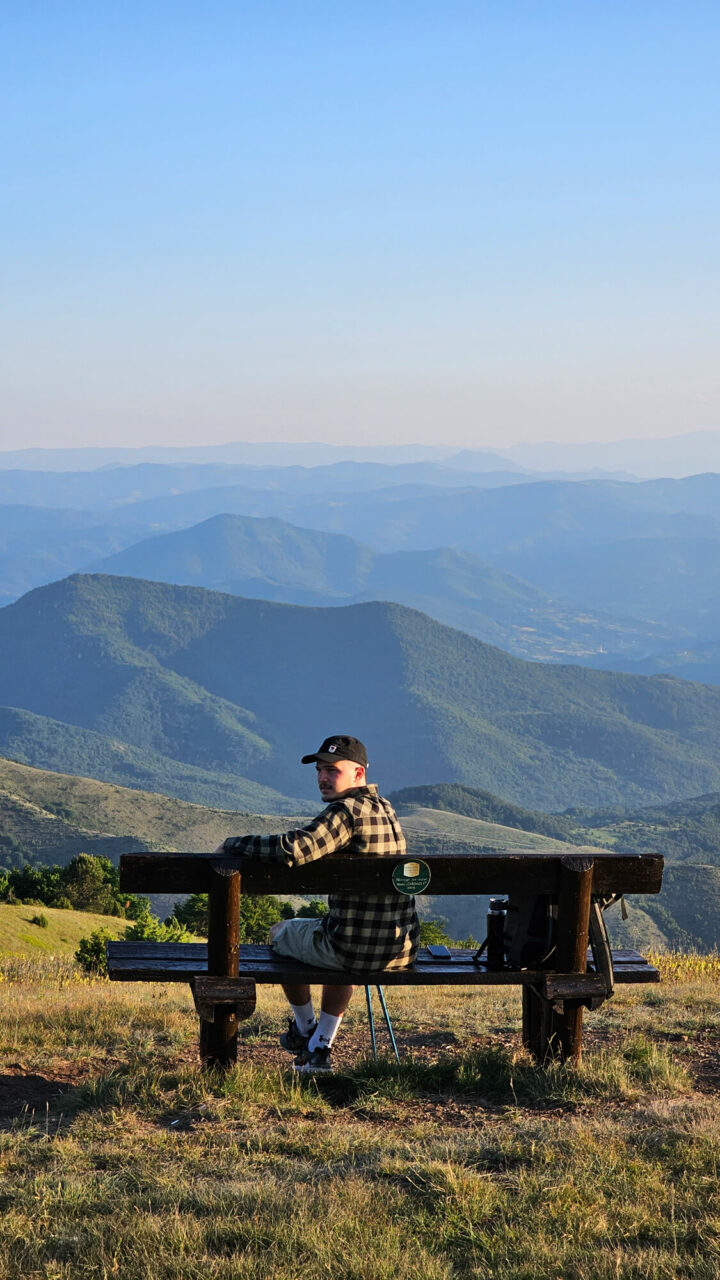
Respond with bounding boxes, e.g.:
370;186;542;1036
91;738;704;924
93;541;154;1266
89;512;678;665
3;573;720;809
4;430;720;476
1;461;720;681
0;706;305;814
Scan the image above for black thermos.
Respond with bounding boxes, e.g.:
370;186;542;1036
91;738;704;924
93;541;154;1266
486;897;508;970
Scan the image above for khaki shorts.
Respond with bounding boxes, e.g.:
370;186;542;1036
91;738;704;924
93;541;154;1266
270;918;348;971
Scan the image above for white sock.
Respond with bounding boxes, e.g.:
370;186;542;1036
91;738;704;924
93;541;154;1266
290;1000;316;1035
308;1011;342;1051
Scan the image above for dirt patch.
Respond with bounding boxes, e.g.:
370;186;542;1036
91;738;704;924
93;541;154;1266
666;1030;720;1095
0;1057;104;1126
0;1070;74;1124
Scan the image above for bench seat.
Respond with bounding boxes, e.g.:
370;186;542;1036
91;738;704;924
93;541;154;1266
107;940;660;988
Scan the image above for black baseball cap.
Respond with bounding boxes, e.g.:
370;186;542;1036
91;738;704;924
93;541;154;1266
301;735;368;768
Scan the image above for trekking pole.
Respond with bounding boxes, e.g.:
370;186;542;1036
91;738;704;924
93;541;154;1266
364;985;378;1059
376;985;400;1063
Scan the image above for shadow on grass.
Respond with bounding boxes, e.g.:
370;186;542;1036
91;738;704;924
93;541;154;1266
319;1036;689;1110
51;1035;690;1124
0;1073;76;1130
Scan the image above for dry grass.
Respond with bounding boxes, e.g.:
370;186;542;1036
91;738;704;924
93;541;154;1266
1;962;720;1279
649;949;720;983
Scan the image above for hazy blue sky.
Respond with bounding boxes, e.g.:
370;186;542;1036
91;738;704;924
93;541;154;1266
2;2;718;451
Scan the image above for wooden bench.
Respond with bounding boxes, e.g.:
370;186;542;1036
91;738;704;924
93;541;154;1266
107;848;664;1067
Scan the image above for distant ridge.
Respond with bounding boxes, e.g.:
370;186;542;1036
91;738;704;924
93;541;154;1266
0;442;458;471
390;783;578;841
498;429;720;478
90;512;677;666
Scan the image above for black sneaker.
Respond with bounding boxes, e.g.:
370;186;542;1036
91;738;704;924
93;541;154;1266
279;1017;316;1053
293;1044;333;1074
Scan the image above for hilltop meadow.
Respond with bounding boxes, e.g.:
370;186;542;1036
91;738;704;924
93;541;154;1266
2;516;720;1273
2;952;720;1279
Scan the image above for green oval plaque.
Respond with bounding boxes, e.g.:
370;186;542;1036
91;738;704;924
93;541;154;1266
392;859;431;895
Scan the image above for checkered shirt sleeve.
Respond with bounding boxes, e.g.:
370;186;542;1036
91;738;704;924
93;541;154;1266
222;804;354;865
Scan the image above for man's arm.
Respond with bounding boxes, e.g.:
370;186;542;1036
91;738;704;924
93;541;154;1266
219;804;354;867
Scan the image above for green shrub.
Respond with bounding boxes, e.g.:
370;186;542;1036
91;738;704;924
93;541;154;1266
61;853;115;914
30;912;49;928
75;927;114;975
124;913;192;943
296;899;328;918
0;855;129;916
124;894;151;920
238;895;289;941
172;892;209;935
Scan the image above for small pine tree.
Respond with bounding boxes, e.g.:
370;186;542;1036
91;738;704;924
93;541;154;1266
418;919;454;946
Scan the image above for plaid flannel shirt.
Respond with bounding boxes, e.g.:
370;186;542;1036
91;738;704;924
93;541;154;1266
223;783;419;970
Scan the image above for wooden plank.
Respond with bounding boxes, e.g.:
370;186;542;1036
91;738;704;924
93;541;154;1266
118;850;664;896
191;976;256;1022
106;942;659;986
541;974;607;1000
108;941;659;967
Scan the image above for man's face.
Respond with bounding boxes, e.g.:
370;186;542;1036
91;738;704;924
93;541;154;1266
316;758;365;801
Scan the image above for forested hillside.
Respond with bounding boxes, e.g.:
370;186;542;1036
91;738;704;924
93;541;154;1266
3;573;720;807
90;512;677;666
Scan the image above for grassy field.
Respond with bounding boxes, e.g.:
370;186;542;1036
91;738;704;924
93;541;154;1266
0;903;126;957
2;954;720;1279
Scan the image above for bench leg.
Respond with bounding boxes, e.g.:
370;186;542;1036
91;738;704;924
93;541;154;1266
201;863;241;1068
553;855;594;1063
522;985;545;1061
553;1000;584;1061
523;855;594;1065
199;1005;239;1067
522;989;584;1064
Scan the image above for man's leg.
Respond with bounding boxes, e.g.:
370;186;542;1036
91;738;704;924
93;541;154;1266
305;983;354;1054
320;983;355;1017
279;980;354;1030
268;921;354;1059
281;981;311;1006
277;981;315;1042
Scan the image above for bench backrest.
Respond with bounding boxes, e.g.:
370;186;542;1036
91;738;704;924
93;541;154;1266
119;850;664;897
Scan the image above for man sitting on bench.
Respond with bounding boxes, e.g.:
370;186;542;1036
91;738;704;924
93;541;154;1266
217;734;418;1073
